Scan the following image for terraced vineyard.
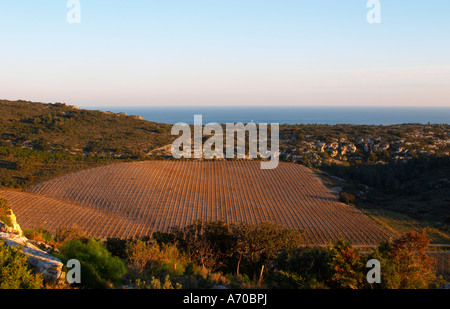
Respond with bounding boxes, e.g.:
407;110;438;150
1;161;392;245
428;251;450;281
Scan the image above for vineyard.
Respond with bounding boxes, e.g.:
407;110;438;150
1;161;392;245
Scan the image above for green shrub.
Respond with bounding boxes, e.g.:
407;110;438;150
225;273;251;289
57;238;127;289
106;238;129;259
158;261;185;276
0;241;43;289
269;247;331;288
273;270;328;289
328;239;366;289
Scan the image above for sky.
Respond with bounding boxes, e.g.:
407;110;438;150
0;0;449;107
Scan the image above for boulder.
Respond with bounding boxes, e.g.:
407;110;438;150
1;231;65;284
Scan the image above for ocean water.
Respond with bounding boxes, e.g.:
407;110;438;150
82;106;450;125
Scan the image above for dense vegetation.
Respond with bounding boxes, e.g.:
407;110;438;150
56;238;127;289
0;146;117;188
323;157;450;220
1;221;445;289
321;156;450;241
0;100;173;157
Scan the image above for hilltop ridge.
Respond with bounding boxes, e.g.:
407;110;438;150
0;99;173;158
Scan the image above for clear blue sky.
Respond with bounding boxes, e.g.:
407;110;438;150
0;0;449;107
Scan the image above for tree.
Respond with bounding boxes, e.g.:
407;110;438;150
369;230;439;289
170;220;229;271
328;239;366;289
231;222;303;276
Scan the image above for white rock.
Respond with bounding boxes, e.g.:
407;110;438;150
0;210;65;284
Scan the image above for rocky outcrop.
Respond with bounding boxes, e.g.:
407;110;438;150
0;207;65;284
0;208;23;237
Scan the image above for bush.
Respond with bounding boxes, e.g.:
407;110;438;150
126;239;162;276
339;192;355;205
135;275;182;289
271;270;329;289
106;238;129;259
23;227;54;244
57;238;127;289
269;247;331;288
225;273;251;289
123;237;233;289
369;230;440;289
170;220;235;272
54;227;87;245
328;239;366;289
231;221;304;276
126;239;188;277
169;220;304;277
0;241;43;289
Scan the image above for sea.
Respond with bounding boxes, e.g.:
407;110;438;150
80;106;450;125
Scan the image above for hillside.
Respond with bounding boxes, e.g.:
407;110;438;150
0;99;173;157
279;124;450;240
280;123;449;166
1;161;391;245
0;100;174;188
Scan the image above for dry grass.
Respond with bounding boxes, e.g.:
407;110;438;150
361;208;450;244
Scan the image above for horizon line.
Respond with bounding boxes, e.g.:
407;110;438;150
78;105;450;108
2;99;449;109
